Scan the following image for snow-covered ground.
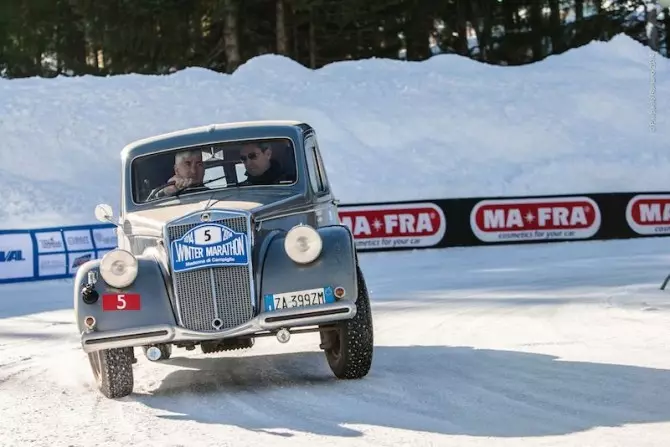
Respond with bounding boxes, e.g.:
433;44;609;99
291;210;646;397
2;34;670;446
2;239;670;447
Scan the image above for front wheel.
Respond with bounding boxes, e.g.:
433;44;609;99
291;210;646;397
88;347;134;398
322;266;374;379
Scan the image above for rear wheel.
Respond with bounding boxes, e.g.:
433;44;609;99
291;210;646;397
88;347;134;398
322;266;374;379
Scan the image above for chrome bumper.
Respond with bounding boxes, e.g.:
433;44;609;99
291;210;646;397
80;301;357;353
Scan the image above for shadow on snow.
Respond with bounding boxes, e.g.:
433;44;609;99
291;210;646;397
132;344;670;439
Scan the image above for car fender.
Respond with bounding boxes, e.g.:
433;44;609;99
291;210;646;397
73;251;177;334
257;224;359;308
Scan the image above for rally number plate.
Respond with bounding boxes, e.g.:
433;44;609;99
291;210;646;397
264;286;335;312
102;293;141;311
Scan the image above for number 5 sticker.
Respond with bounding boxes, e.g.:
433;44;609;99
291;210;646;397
102;293;141;311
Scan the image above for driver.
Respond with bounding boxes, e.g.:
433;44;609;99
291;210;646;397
155;149;205;198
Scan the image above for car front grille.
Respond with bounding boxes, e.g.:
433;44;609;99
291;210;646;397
165;214;254;332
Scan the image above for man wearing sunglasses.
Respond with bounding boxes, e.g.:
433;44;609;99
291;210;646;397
239;143;289;185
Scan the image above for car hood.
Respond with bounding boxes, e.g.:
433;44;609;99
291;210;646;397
125;200;263;237
124;192;310;240
132;199;261;222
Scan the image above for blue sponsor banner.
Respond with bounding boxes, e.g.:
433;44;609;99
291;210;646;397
0;223;117;284
170;222;250;273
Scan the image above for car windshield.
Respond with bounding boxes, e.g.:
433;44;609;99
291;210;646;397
131;138;298;203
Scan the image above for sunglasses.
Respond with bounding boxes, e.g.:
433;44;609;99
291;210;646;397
240;152;260;162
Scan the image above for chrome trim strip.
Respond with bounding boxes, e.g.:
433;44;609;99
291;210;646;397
209;269;219;325
80;301;357;353
245;211;256;313
255;208;311;225
162;220;183;326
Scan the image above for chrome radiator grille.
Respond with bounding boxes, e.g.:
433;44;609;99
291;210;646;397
166;215;254;332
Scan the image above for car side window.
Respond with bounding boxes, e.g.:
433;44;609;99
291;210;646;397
312;139;329;191
305;136;325;193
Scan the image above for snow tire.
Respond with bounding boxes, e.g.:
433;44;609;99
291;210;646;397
323;265;374;379
88;347;134;399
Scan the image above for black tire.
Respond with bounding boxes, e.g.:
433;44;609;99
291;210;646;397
87;347;134;398
323;266;374;379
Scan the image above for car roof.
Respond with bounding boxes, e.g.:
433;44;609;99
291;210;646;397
120;120;311;161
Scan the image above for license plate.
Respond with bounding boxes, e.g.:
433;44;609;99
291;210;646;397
264;286;335;312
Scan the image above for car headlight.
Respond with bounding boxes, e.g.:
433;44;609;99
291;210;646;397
284;225;322;264
99;249;138;288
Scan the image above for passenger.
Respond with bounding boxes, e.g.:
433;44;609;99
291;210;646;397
239;143;289;185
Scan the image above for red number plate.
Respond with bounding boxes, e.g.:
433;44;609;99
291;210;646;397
102;293;141;311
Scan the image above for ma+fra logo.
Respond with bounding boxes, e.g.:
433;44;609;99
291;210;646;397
0;250;25;262
170;223;249;273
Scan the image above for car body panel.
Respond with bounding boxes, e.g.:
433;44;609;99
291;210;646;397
257;225;358;308
73;253;178;334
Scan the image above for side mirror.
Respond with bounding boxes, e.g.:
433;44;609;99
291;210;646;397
95;203;114;223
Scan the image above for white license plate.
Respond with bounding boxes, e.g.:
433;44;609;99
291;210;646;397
264;286;335;311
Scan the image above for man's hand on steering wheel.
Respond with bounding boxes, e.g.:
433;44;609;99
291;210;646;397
163;175;196;195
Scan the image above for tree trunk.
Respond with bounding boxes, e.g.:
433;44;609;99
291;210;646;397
503;0;515;31
276;0;288;55
223;0;240;72
647;9;659;52
575;0;584;21
549;0;562;53
530;1;544;61
455;0;469;55
470;0;492;61
309;6;316;68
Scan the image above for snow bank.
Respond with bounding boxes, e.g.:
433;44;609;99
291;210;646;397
0;34;668;229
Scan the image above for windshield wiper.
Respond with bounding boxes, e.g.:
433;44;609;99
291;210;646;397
170;175;245;200
202;175;245;188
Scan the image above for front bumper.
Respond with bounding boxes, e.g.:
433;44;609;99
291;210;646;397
80;301;356;353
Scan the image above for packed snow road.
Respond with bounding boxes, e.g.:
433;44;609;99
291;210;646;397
1;238;670;447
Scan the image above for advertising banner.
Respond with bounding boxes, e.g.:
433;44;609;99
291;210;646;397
338;202;447;251
2;190;670;284
64;229;95;252
38;253;67;277
0;224;116;284
625;194;670;236
92;227;117;250
0;233;34;281
469;196;602;243
34;231;65;254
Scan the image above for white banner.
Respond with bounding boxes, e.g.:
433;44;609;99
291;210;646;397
64;229;94;252
38;254;67;277
69;251;95;275
0;233;34;280
34;231;65;253
625;194;670;235
92;227;117;249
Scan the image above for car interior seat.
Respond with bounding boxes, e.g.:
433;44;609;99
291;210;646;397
273;142;297;182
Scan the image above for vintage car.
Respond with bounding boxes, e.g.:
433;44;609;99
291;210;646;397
73;120;374;398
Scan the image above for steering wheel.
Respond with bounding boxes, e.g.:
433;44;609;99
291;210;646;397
145;182;207;201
